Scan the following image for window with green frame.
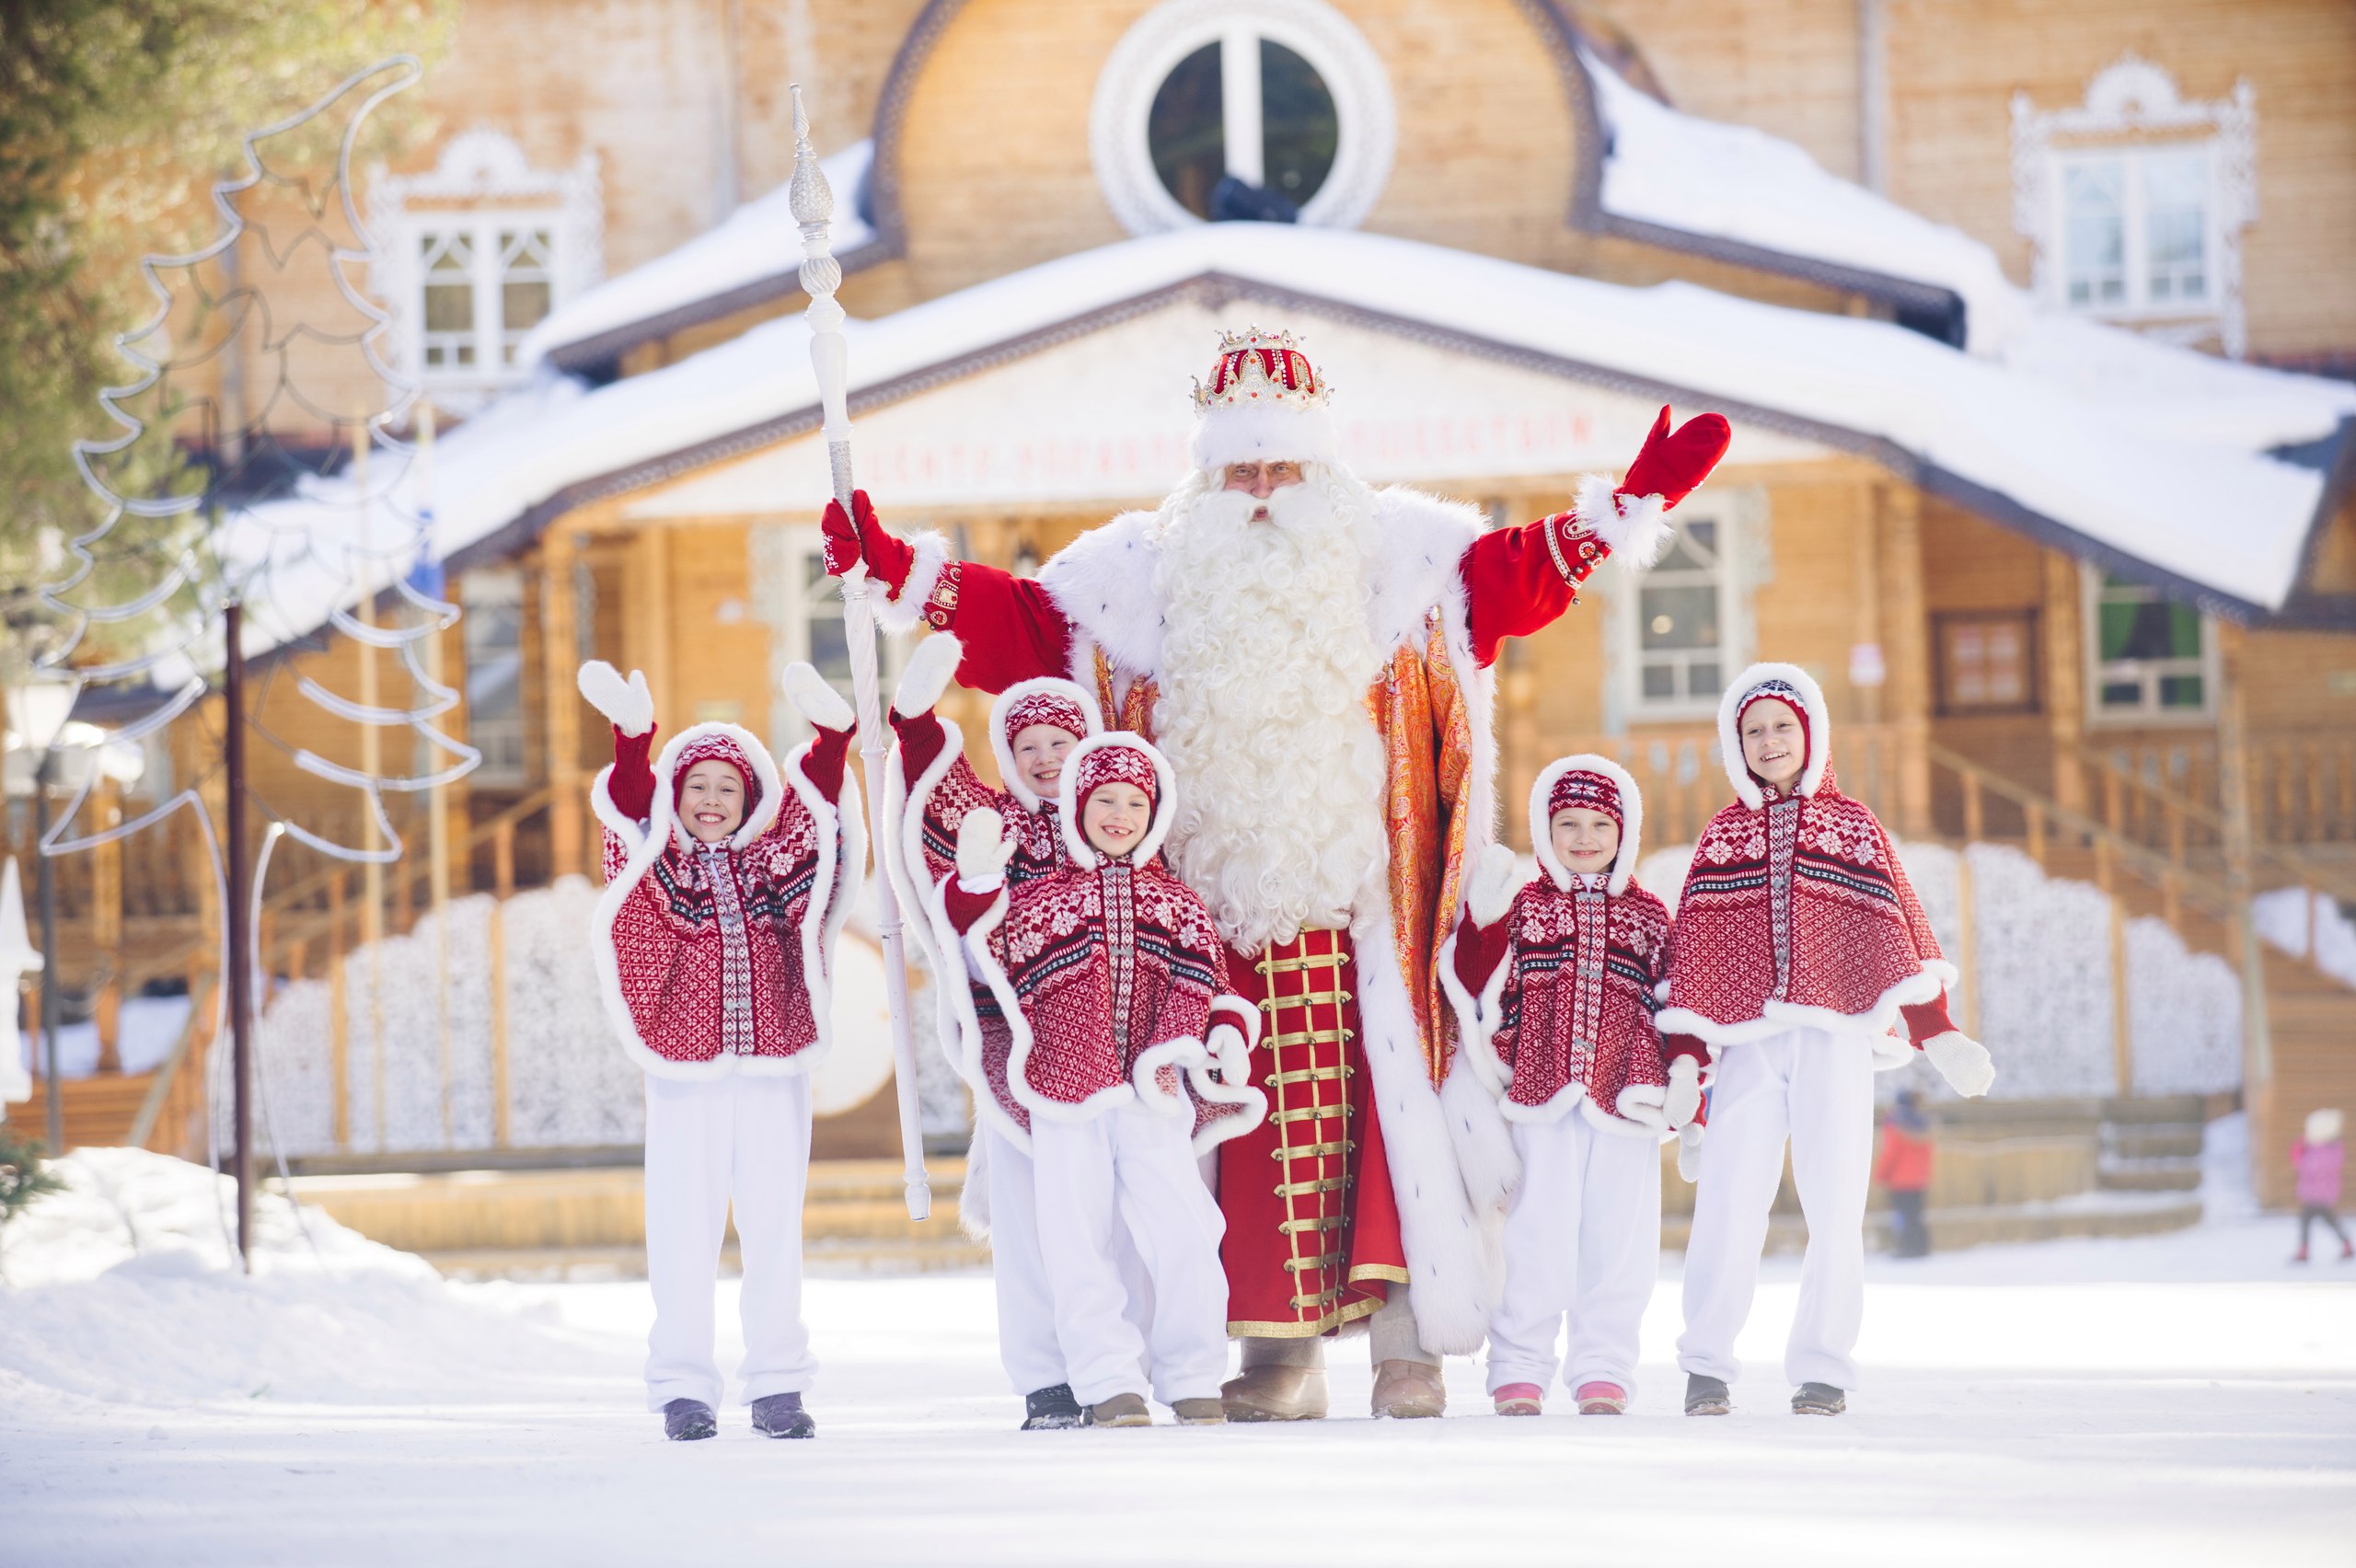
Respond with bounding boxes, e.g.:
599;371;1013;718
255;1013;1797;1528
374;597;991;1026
2092;572;2209;718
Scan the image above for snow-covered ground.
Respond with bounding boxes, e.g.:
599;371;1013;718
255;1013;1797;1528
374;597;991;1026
2;1148;2350;1567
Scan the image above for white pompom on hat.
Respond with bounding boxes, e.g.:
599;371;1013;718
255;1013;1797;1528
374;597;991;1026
1189;325;1340;473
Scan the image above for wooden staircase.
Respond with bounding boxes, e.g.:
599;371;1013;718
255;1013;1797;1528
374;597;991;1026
1925;742;2356;1209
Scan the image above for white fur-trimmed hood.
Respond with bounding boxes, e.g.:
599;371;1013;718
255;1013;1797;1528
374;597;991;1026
1718;661;1831;809
1530;754;1644;896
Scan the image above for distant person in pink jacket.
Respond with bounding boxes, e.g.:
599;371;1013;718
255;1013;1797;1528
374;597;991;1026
2292;1108;2349;1263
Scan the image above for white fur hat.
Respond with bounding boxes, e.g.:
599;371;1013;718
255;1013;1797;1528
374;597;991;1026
2309;1107;2345;1144
1189;325;1339;473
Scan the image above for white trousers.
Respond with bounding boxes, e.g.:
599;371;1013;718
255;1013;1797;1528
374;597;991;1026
984;1121;1158;1398
641;1070;816;1412
1485;1113;1662;1398
1677;1027;1876;1390
1030;1102;1230;1408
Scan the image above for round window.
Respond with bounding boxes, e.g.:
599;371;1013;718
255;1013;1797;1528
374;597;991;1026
1092;0;1394;236
1145;38;1340;220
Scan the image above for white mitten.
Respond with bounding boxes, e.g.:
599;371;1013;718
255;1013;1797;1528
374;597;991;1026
1466;842;1520;928
1664;1055;1703;1130
576;661;654;737
1207;1022;1250;1084
1676;1121;1704;1182
1923;1031;1995;1098
954;807;1015;891
781;661;855;732
893;632;963;718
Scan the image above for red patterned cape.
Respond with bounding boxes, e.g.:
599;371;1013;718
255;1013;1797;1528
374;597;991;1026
588;721;862;1078
1440;875;1673;1133
886;698;1091;1147
1655;768;1951;1069
952;856;1265;1149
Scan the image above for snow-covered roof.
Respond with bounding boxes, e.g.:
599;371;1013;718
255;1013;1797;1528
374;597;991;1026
245;221;2353;649
1582;52;2030;355
516;140;875;374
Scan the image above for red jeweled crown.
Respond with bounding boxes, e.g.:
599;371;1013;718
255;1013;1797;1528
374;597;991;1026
1191;325;1332;414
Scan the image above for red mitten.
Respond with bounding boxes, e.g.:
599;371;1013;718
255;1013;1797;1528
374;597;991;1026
1619;406;1731;511
820;490;918;594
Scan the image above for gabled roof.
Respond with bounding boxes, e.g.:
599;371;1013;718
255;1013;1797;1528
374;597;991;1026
518;141;880;376
237;222;2354;657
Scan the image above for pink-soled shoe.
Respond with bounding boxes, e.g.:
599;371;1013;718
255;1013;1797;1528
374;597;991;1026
1574;1381;1628;1414
1493;1382;1545;1416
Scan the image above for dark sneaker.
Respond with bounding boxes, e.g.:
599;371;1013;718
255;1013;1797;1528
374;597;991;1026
1086;1392;1152;1427
1022;1383;1083;1431
663;1398;717;1441
751;1391;815;1438
1683;1374;1731;1416
1791;1382;1847;1416
1171;1397;1226;1425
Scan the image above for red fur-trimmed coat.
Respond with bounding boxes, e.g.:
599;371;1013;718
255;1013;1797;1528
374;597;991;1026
1655;769;1954;1071
1442;874;1674;1133
589;722;861;1078
946;857;1264;1148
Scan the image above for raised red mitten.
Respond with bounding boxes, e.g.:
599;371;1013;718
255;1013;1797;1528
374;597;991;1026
1620;406;1732;512
800;720;855;801
853;490;917;594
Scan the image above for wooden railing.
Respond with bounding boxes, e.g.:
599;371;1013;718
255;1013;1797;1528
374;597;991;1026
2071;740;2356;909
2083;733;2356;851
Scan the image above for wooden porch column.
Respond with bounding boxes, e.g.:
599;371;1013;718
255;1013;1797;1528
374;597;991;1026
91;778;123;1072
542;527;585;879
2215;621;2270;1096
2041;551;2087;813
1876;484;1934;838
627;525;676;735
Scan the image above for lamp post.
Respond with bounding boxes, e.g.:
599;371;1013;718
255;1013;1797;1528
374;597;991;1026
7;680;75;1154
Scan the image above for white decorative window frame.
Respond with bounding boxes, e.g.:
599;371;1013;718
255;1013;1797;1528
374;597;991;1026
1090;0;1397;237
369;129;604;406
2080;563;2219;729
1598;486;1772;732
2011;55;2257;357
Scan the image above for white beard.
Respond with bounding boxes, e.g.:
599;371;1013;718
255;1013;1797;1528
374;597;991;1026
1149;467;1392;951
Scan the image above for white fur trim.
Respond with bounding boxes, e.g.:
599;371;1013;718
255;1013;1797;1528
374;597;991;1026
1130;1035;1213;1118
919;866;1030;1156
893;631;963;719
1529;754;1645;896
576;660;653;737
884;717;993;1110
1436;923;1513;1101
1186;997;1268;1156
1039;510;1163;680
780;662;854;732
1438;1053;1520;1217
588;721;860;1082
989;676;1103;812
958;884;1138;1125
1923;1030;1996;1098
1055;733;1180;870
1368;488;1485;662
1604;1082;1671;1139
956;1120;992;1242
1657;963;1949;1073
874;530;953;637
1717;661;1831;809
1350;893;1498;1357
1189;399;1339;472
1573;474;1674;569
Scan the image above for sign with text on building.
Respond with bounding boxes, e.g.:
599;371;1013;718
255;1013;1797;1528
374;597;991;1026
625;301;1827;517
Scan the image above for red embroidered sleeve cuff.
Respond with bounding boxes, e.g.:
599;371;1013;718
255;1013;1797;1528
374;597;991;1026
889;709;949;786
1662;1032;1711;1069
610;723;658;821
1901;991;1958;1045
941;880;1002;935
1451;915;1511;997
799;722;854;802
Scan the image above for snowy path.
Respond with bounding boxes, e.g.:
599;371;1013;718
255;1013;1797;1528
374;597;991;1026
6;1204;2352;1567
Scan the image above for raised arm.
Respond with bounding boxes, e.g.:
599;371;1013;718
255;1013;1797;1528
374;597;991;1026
1460;406;1730;666
823;490;1075;693
578;661;658;820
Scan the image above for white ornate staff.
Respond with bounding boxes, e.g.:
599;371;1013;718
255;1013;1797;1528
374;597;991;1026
789;85;930;1222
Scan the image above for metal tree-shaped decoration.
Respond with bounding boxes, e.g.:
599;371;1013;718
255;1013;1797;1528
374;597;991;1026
30;57;477;1263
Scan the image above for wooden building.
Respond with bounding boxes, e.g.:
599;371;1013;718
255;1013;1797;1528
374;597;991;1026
15;0;2356;1204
